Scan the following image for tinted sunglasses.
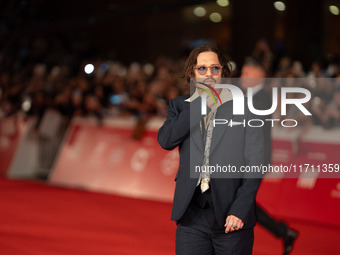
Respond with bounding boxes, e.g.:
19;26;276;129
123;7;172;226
195;65;223;75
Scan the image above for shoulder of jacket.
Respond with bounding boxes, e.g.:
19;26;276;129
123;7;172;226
170;94;190;104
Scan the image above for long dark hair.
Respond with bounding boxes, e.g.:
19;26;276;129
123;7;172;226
184;44;231;84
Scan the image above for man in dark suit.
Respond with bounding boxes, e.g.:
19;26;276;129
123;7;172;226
241;58;298;255
158;44;264;255
240;58;272;166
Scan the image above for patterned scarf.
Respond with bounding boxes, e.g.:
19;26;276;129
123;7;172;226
198;109;217;192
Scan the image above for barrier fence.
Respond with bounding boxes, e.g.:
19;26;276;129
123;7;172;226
2;115;340;226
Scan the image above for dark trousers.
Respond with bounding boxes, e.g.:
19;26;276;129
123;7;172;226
176;187;254;255
256;204;288;238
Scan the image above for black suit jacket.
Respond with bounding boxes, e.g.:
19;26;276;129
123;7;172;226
158;94;264;229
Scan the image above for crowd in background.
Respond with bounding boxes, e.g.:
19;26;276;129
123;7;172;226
1;37;340;132
0;36;186;122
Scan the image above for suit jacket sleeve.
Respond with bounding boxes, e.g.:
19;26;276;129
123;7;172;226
227;109;264;223
158;97;190;151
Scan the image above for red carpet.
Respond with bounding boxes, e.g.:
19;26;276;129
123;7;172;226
1;178;340;255
0;179;175;255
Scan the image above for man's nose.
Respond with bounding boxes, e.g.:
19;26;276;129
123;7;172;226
206;67;213;77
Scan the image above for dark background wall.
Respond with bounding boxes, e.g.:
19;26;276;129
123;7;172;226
1;0;339;70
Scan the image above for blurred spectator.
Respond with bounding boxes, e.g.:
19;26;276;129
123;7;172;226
307;62;324;78
318;86;340;128
252;39;273;74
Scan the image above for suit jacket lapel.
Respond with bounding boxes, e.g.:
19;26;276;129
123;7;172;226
189;96;204;152
188;97;234;153
210;100;233;154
